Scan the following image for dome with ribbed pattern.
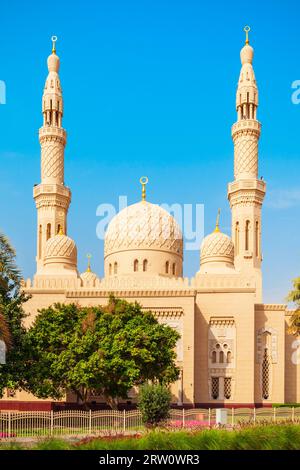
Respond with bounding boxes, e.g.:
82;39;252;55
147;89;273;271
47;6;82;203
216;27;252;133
44;234;77;267
105;201;183;257
200;230;234;273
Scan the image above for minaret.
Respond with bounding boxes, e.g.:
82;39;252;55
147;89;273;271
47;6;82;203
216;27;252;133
227;27;266;301
34;36;71;271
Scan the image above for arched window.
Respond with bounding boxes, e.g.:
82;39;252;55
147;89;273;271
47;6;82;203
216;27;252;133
57;224;61;234
245;220;250;251
227;351;232;364
219;351;224;364
38;225;42;259
212;351;217;363
235;222;239;255
165;261;169;274
262;348;270;400
114;262;118;275
172;263;176;276
109;264;112;276
255;221;259;257
143;259;148;272
46;223;51;241
134;259;139;272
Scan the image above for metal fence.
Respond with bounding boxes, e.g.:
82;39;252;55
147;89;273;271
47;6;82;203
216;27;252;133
0;407;299;439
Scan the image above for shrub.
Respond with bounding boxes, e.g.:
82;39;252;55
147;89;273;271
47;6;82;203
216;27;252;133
138;384;172;427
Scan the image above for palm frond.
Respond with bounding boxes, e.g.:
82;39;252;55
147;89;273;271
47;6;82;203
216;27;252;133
0;231;21;296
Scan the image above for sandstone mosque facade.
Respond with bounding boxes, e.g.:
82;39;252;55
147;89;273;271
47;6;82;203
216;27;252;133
3;30;300;409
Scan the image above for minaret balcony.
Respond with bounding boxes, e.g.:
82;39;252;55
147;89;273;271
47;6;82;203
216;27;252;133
39;126;66;144
231;119;261;139
33;183;71;200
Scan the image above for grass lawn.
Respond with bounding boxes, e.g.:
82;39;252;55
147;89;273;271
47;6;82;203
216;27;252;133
1;423;300;450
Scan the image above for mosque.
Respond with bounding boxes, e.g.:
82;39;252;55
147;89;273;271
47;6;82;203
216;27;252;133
2;28;299;409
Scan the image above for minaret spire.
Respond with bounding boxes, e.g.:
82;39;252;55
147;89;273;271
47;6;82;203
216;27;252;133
244;25;250;45
214;209;221;233
33;36;72;272
140;176;148;202
227;27;266;301
51;35;57;54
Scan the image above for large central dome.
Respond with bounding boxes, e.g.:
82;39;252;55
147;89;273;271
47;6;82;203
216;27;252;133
104;201;183;277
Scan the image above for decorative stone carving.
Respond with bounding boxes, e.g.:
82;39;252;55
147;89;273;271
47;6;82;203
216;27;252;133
257;327;278;364
104;201;183;257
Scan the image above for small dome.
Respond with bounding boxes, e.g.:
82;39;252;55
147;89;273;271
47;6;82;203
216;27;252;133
80;270;98;286
200;230;234;273
105;201;183;257
44;233;77;267
47;53;60;73
240;44;254;65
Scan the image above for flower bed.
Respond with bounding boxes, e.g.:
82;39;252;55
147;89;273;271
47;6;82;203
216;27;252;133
169;420;216;429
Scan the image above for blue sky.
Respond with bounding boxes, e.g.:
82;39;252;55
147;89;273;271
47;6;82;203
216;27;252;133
0;0;299;303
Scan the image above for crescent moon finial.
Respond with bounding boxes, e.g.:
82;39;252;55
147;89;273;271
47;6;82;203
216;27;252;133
51;35;58;54
139;176;149;201
244;26;250;45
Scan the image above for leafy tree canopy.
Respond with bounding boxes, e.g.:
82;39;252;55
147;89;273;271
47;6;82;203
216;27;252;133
25;297;180;409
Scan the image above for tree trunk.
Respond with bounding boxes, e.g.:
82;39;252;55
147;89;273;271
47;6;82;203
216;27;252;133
105;394;119;410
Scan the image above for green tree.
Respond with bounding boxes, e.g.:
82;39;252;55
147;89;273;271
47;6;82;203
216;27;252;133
25;297;180;409
138;384;172;427
287;277;300;336
0;231;28;394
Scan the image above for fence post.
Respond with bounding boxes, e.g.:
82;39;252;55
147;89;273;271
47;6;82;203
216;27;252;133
273;407;276;423
8;411;11;437
123;409;126;433
253;407;256;424
231;408;234;427
292;407;295;422
50;410;54;436
182;408;185;428
208;408;211;427
89;409;92;435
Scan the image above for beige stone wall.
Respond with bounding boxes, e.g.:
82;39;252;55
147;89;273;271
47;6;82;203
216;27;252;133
6;286;295;407
105;250;182;278
254;305;285;405
195;289;256;405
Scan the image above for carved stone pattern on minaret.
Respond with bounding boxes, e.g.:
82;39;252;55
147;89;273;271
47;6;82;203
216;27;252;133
39;132;66;146
228;191;265;208
34;194;70;210
41;142;64;182
234;135;258;179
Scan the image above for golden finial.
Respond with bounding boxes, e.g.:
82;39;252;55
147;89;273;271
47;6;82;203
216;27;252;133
86;253;92;272
58;225;64;235
214;208;221;233
51;35;57;54
244;26;250;45
140;176;149;202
